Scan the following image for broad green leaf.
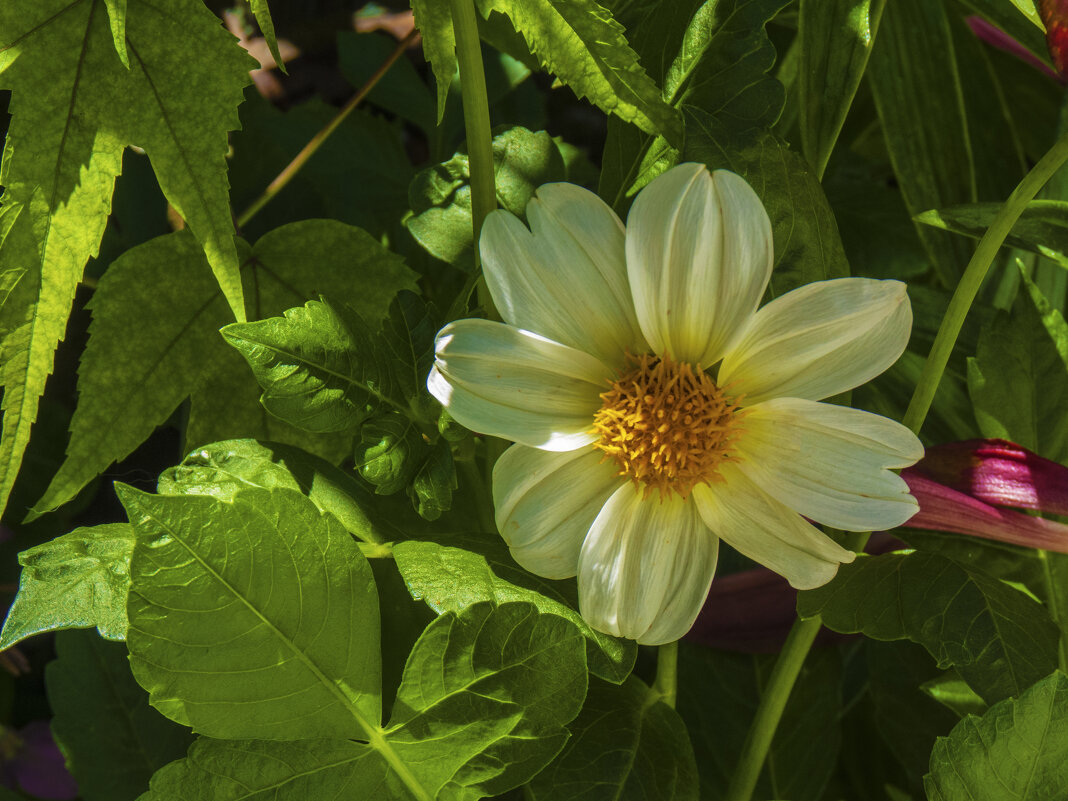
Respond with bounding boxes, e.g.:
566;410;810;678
408;126;566;266
599;0;787;210
917;200;1068;270
475;0;681;141
30;221;415;518
117;484;382;741
677;644;842;801
798;0;885;178
392;539;636;683
867;641;961;783
139;602;587;801
0;0;254;517
157;438;393;544
251;0;286;74
411;0;457;123
223;298;396;434
798;551;1061;704
925;671;1068;801
529;675;698;801
47;630;194;801
866;0;976;286
379;291;441;415
967;273;1068;464
0;524;133;649
684;109;851;293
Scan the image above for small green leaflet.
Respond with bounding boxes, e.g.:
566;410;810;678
798;551;1060;704
393;538;636;683
925;671;1068;801
0;0;255;519
135;602;587;800
916;200;1068;270
408;126;566;266
0;523;134;649
251;0;286;74
529;676;699;801
29;220;416;519
411;0;457;122
47;630;194;801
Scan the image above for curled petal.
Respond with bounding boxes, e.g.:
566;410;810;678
480;183;643;363
492;444;624;579
428;319;608;451
719;278;912;404
625;163;773;366
734;398;923;531
578;485;719;645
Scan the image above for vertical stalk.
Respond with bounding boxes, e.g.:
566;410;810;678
448;0;499;320
726;128;1068;801
653;640;679;709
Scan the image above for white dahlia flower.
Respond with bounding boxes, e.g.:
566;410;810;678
428;162;923;645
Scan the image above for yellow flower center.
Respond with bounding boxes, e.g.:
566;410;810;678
592;353;743;500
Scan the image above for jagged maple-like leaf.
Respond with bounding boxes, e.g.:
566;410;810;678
0;0;254;518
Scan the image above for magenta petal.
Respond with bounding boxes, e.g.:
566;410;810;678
967;16;1062;80
910;439;1068;517
904;472;1068;552
8;722;78;801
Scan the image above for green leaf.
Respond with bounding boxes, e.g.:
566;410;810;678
30;220;416;518
407;438;457;521
798;551;1061;704
599;0;786;210
677;644;842;801
798;0;884;178
103;0;128;66
223;297;396;434
157;438;391;544
338;31;436;135
0;523;133;649
916;200;1068;271
139;603;587;801
46;629;194;801
411;0;457;123
967;272;1068;463
959;0;1049;64
476;0;682;141
117;484;382;741
866;0;976;286
251;0;286;75
393;539;636;686
683;109;850;293
925;671;1068;801
529;675;698;801
408;126;566;266
0;0;254;517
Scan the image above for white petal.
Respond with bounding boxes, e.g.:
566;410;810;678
479;183;643;364
578;484;719;645
492;444;625;579
719;278;912;404
429;319;609;451
693;466;854;590
734;397;924;531
625;163;773;366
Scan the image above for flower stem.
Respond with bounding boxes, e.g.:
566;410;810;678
448;0;499;319
724;617;821;801
653;639;679;709
235;29;419;229
901;128;1068;436
726;127;1068;801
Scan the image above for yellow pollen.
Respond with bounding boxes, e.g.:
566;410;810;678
592;352;744;500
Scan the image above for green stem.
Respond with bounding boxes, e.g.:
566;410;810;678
460;459;496;535
448;0;499;319
235;29;419;229
726;126;1068;801
653;640;679;709
901;128;1068;435
724;618;821;801
1037;549;1068;672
